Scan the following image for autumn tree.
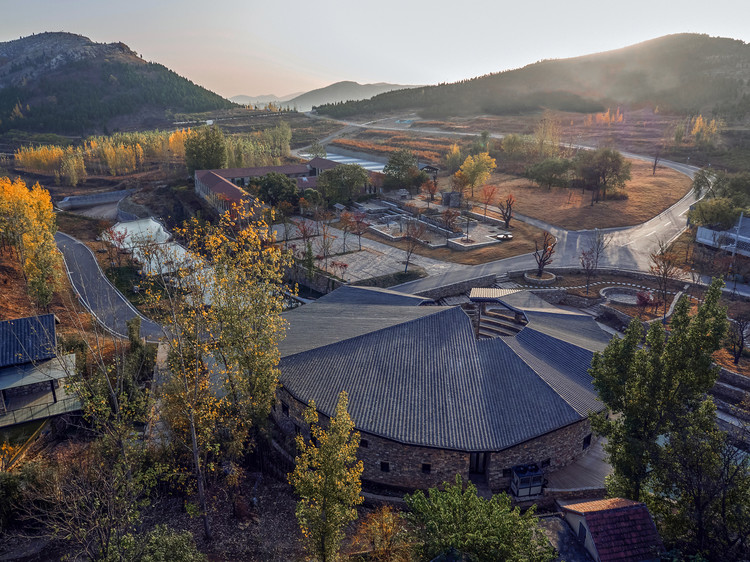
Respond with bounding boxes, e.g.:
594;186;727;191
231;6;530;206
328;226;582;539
444;143;463;174
351;505;411;562
441;208;461;241
590;278;727;502
455;152;496;198
145;202;290;540
497;194;515;229
351;211;370;251
534;110;561;158
480;183;498;219
405;475;555;562
289;391;363;562
533;231;556;277
339;211;354;253
422;179;439;207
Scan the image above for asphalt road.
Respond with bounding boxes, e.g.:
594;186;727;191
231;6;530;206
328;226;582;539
56;231;163;342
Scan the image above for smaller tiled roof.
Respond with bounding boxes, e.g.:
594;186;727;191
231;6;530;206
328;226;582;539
0;315;56;368
564;499;663;562
316;285;433;307
195;171;249;203
469;288;523;301
210;164;309;179
307;157;340;172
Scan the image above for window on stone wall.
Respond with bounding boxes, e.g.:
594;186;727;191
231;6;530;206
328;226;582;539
421;463;431;474
380;461;390;472
502;468;512;478
282;402;289;416
360;439;369;448
583;434;592;450
541;458;551;468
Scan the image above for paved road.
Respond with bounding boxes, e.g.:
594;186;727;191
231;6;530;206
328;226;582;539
56;232;163;342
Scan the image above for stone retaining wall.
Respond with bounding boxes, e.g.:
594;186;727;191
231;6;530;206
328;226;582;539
414;274;496;300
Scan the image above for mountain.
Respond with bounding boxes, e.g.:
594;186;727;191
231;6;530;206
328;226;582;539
315;34;750;119
286;81;422;112
229;92;303;105
0;32;235;135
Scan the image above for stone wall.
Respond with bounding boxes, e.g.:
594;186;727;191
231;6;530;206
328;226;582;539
285;264;344;295
484;420;593;490
5;379;59;398
414;274;496;300
272;388;594;493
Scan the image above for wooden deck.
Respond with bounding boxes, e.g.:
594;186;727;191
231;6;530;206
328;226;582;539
546;438;612;491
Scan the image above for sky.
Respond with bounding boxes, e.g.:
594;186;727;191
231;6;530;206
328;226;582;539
3;0;750;99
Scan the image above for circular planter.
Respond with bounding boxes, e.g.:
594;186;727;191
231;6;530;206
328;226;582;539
599;286;642;305
524;272;557;286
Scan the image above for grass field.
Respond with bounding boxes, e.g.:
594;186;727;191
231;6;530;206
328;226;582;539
458;159;691;230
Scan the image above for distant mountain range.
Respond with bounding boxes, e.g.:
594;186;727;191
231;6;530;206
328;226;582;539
316;34;750;119
0;32;235;135
232;81;422;112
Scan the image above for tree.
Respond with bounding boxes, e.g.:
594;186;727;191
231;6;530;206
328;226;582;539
455;152;496;198
441;208;460;241
184;125;227;175
405;475;555;562
691;167;718;198
403;220;427;273
480;183;498;219
422;179;439;207
590;278;728;501
688;197;741;230
573;148;631;204
534;111;561;158
257;171;298;208
383;149;418;191
533;231;556;277
351;212;369;251
580;249;596;295
318;164;369;205
497;194;515;229
527;158;570;190
727;314;750;365
351;505;411;562
444;143;463;174
144;203;290;540
339;211;354;253
289;392;363;562
651;400;750;559
307;140;327;158
649;239;681;321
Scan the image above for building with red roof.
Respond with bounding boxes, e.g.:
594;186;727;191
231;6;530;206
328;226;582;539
561;498;663;562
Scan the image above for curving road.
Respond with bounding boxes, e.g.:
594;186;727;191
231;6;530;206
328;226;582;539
56;232;163;342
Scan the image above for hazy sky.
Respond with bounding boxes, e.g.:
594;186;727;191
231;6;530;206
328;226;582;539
3;0;750;99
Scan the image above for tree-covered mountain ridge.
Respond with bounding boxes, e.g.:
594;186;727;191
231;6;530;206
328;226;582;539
0;32;235;134
315;34;750;119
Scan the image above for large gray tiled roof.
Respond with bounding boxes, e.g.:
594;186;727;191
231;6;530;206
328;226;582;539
279;288;611;451
316;285;434;307
0;315;56;368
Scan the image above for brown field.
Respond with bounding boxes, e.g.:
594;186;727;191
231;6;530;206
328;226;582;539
361;219;547;266
457;159;691;230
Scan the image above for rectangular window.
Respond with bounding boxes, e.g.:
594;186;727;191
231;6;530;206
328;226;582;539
421;463;431;474
282;403;289;416
360;439;369;448
380;461;390;473
583;434;592;450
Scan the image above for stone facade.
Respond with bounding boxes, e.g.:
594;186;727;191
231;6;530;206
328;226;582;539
272;387;594;493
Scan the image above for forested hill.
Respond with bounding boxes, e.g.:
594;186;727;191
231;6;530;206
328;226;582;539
315;34;750;119
285;81;421;112
0;32;235;135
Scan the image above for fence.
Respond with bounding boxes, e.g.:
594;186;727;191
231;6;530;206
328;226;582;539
0;397;81;428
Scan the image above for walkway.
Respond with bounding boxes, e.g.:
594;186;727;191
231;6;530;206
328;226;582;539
56;232;163;342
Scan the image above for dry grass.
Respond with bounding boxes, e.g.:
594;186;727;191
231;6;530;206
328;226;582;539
454;159;691;230
362;219;547;265
713;348;750;377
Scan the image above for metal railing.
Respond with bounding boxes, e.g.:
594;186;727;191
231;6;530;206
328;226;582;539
0;397;81;428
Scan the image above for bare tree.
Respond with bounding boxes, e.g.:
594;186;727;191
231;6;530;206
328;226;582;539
352;211;370;251
422;179;439;208
497;194;515;229
533;231;557;277
339;210;354;253
441;208;460;242
316;213;336;272
580;248;596;295
589;229;612;271
650;239;681;321
728;315;750;365
403;220;427;273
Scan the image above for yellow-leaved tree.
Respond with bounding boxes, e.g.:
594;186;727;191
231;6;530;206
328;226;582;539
289;391;363;562
143;201;291;541
455;152;496;198
0;177;60;308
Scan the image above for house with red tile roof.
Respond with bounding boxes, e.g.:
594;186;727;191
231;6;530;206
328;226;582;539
561;498;663;562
